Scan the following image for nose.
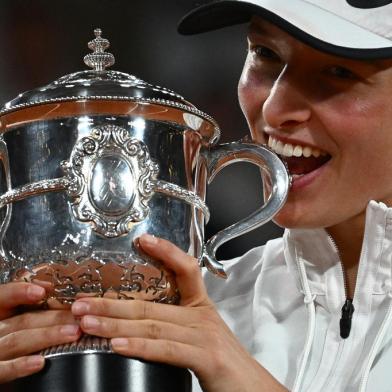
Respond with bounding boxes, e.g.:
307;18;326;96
262;67;312;130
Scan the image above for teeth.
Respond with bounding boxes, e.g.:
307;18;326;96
303;146;312;158
312;149;321;158
293;145;302;157
282;144;293;157
275;141;284;155
268;135;327;158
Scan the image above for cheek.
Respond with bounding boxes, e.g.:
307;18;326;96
323;93;389;146
321;94;392;191
238;65;271;139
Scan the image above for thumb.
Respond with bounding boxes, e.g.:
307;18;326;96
137;234;210;307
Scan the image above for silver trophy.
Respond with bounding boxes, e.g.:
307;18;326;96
0;30;290;392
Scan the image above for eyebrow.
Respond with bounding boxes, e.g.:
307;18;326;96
247;23;269;37
361;58;392;70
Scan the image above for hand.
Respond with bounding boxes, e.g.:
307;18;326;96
0;282;81;384
71;234;288;392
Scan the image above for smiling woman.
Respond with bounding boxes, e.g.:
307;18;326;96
239;18;392;233
177;1;392;391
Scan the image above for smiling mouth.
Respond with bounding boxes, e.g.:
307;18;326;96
267;135;331;178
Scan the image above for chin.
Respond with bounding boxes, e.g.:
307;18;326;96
272;207;324;230
272;210;301;229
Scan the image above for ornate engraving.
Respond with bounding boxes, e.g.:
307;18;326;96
62;125;159;237
90;155;136;215
10;233;178;305
14;259;179;305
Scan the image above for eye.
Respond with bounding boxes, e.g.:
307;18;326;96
327;65;357;80
250;45;280;61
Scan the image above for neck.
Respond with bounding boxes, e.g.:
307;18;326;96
327;212;366;299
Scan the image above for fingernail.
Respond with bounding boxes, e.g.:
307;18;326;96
27;285;45;299
26;355;44;369
83;316;100;329
72;301;90;315
141;233;158;245
111;338;129;348
60;324;80;336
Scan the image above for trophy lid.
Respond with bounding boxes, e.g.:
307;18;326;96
0;28;220;141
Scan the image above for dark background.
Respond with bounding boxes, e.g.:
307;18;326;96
0;0;283;259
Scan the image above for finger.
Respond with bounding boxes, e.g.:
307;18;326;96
79;315;203;345
0;324;81;360
0;355;45;384
0;310;76;338
111;337;206;375
72;297;205;325
0;283;46;319
138;235;210;306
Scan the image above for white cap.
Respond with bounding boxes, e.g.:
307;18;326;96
178;0;392;59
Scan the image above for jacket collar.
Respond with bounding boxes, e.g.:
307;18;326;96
283;201;392;299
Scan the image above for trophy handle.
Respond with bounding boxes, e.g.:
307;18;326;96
201;141;290;278
0;137;12;276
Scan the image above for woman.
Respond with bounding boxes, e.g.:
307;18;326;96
1;1;392;391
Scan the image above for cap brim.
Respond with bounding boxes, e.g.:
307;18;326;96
178;0;392;59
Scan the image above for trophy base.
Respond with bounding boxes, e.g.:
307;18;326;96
3;353;192;392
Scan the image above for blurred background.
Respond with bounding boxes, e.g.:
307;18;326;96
0;0;283;259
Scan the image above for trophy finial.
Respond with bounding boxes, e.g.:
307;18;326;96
83;28;115;72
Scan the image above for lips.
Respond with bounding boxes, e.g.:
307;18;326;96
268;135;331;177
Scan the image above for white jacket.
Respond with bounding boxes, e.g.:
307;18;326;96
193;201;392;392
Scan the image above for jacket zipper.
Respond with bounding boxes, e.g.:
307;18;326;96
340;298;355;339
328;235;355;339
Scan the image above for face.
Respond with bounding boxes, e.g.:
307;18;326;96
238;18;392;230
